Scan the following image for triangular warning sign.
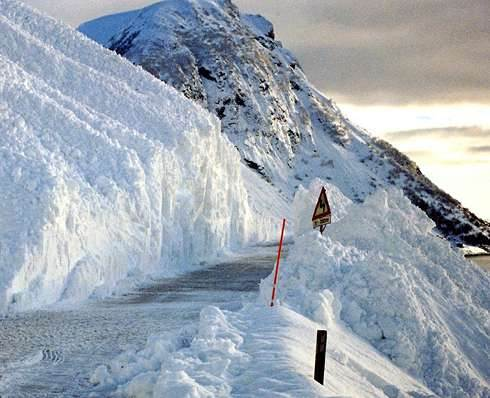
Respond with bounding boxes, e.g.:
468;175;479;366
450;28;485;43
312;187;331;232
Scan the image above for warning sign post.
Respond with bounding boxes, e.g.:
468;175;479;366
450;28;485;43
312;187;331;234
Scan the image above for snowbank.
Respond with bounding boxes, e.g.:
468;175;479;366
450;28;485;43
0;0;274;312
88;305;330;397
89;303;434;398
90;306;245;397
260;182;490;397
88;181;488;397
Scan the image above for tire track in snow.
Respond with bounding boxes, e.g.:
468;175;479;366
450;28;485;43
0;246;276;397
40;349;64;364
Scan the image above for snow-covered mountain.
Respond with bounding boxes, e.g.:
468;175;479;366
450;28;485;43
79;0;490;252
0;0;274;313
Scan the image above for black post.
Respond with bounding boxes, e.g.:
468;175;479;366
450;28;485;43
314;330;327;385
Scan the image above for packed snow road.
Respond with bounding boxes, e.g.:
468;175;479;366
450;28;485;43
0;246;277;397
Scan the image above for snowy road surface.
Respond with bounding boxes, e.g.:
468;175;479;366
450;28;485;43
0;247;276;397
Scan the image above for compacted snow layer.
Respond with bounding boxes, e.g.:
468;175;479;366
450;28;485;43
260;182;490;397
0;0;274;313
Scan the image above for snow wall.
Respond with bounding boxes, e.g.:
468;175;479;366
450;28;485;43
0;0;276;313
261;180;490;397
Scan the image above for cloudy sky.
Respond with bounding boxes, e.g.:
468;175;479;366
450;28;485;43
23;0;490;220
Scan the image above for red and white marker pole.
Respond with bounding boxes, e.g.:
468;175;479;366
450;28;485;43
270;218;286;307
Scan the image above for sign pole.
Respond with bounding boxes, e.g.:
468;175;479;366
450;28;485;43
314;330;327;384
270;218;286;307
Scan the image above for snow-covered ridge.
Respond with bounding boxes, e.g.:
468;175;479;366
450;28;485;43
0;0;272;312
79;0;490;252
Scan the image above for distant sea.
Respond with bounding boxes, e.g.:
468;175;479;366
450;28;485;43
468;255;490;271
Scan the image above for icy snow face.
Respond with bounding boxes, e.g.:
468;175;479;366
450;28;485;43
261;184;490;397
0;0;271;312
79;0;490;251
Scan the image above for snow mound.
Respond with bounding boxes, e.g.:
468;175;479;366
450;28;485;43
261;185;490;397
90;302;436;397
0;0;272;312
90;306;246;397
291;179;352;236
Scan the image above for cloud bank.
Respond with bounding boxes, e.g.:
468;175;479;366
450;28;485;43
384;125;490;220
24;0;490;105
236;0;490;105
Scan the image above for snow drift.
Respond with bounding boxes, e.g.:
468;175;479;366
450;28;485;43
89;303;439;397
260;182;490;397
87;287;434;397
89;306;246;397
0;0;272;313
82;181;489;396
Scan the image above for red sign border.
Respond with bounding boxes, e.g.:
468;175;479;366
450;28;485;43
312;187;331;221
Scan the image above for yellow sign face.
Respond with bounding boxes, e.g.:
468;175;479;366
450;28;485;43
312;187;332;230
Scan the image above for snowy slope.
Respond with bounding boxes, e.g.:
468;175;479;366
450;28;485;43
89;305;435;398
92;182;489;397
0;0;275;313
79;0;490;252
259;181;490;397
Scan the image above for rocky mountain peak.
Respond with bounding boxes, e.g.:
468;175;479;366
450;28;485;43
79;0;490;251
